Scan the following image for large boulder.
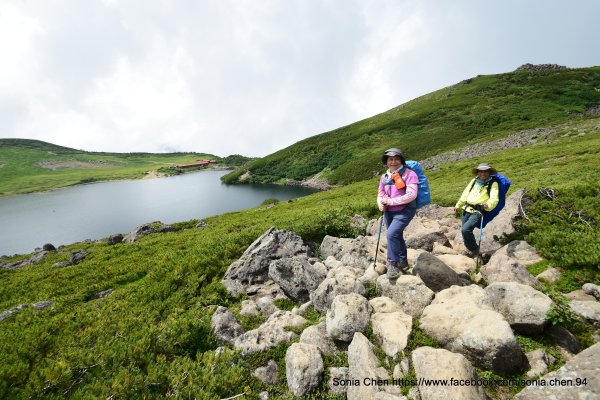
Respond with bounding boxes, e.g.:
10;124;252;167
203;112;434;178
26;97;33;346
482;252;540;287
285;343;324;397
420;285;526;375
320;235;375;271
376;275;434;317
435;254;477;279
268;256;326;302
210;306;245;345
514;342;600;399
478;190;524;254
300;322;338;355
347;332;390;400
234;310;307;355
326;293;371;342
491;240;543;266
311;267;366;312
405;216;450;252
412;347;487;400
372;311;412;357
223;228;312;293
413;252;464;292
569;300;600;326
485;282;553;334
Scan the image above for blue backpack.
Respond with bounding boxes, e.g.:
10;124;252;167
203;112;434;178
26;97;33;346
469;173;511;227
406;160;431;209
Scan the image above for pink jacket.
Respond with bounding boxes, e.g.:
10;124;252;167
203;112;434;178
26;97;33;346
378;168;418;212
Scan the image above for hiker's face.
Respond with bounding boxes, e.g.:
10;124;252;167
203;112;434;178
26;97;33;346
387;156;402;170
477;170;491;180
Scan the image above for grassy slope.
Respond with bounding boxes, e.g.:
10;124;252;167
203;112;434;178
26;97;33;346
0;139;229;196
223;66;600;185
1;117;599;398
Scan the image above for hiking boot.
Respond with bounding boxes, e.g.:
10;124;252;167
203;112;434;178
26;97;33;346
466;248;479;258
398;258;410;273
386;260;401;279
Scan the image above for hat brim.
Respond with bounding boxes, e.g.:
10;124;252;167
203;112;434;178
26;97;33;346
472;167;497;174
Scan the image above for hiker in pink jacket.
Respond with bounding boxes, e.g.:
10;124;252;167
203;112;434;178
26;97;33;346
377;148;418;278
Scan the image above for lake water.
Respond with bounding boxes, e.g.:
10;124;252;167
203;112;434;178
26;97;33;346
0;170;317;256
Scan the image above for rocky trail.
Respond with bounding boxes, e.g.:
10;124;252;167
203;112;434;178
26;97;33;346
214;190;600;399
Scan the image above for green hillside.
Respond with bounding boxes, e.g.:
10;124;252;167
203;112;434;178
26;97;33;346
223;66;600;185
0;139;252;196
1;68;599;399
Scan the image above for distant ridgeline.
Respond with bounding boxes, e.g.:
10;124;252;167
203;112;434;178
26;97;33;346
0;139;254;195
221;64;600;187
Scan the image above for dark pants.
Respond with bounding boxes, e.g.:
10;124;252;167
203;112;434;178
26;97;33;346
384;207;417;263
461;211;482;252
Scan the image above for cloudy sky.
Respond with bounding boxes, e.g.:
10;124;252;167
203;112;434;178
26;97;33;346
1;0;599;157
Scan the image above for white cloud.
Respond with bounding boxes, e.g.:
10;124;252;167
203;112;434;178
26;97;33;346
1;0;600;156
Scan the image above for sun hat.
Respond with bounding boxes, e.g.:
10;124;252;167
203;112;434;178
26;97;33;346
472;163;497;174
381;148;405;164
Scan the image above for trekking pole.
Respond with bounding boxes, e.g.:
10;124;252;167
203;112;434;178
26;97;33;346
374;213;384;268
477;210;485;266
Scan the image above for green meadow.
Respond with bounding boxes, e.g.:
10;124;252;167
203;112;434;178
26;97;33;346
1;68;599;398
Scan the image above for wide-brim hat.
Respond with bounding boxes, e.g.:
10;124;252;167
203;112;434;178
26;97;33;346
381;148;405;164
472;163;497;174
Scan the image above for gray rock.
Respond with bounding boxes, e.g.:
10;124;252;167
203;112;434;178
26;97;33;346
223;228;311;292
420;285;526;375
1;250;49;270
372;311;412;357
485;282;552;334
546;325;581;354
53;261;71;268
86;289;114;301
234;311;307;355
320;235;375;271
0;304;28;322
300;322;337;355
514;342;600;400
583;283;600;301
536;267;561;284
32;301;53;311
326;293;371;342
406;231;450;253
268;256;326;302
570;301;600;326
525;349;555;379
123;221;176;243
240;300;260;317
482;252;540;287
434;254;477;279
311;268;366;312
211;306;245;345
328;367;350;395
413;252;462;292
107;234;124;245
70;249;87;265
347;332;390;400
254;359;279;384
285;343;323;397
564;290;596;302
412;347;487;400
369;297;401;314
42;243;56;251
491;240;543;266
477;191;525;254
376;275;434;318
